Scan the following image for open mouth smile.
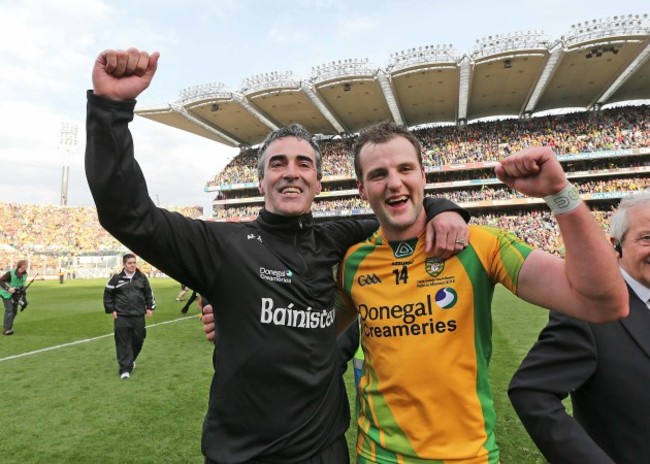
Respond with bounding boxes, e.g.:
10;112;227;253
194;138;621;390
280;186;302;195
386;195;408;206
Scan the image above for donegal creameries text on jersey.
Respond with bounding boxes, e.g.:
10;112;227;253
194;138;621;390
337;224;533;464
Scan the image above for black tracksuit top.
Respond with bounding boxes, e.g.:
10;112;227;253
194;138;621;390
103;269;154;316
85;91;466;463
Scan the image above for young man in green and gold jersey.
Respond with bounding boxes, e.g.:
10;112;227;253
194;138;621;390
335;121;629;464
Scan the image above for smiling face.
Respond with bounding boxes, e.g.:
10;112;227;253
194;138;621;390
258;136;322;216
618;204;650;288
357;135;427;241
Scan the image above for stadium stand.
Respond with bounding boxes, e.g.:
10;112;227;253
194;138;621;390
2;14;648;276
0;204;202;278
1;105;647;276
209;105;650;259
1;104;648;278
136;13;649;263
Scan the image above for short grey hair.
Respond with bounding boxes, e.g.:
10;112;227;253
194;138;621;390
256;124;323;180
609;190;650;243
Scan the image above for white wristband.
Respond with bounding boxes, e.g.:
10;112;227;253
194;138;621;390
544;183;582;215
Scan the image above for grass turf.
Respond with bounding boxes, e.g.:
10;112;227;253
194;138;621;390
1;279;548;463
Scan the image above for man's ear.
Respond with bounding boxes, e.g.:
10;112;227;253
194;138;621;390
314;173;323;196
610;237;622;257
258;180;264;196
357;179;367;200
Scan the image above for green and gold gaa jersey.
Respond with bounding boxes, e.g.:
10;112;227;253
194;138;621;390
336;224;534;464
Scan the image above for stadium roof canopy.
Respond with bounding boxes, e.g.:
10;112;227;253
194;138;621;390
137;14;650;148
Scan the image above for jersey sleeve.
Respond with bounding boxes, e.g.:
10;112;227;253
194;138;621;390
473;226;534;293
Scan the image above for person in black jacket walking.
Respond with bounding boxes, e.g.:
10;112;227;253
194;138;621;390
104;253;155;380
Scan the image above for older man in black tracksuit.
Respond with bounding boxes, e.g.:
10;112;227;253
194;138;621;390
104;253;155;380
86;48;469;463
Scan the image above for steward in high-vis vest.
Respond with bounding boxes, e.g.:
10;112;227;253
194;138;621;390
1;259;28;335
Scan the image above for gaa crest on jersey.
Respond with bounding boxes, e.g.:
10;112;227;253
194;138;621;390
425;257;444;277
357;273;382;286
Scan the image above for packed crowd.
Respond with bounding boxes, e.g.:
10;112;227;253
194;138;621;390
207;105;648;258
214;176;649;218
167;205;204;219
0;203;123;276
0;195;618;274
0;203;204;277
419;105;648;166
443;176;650;204
0;203;123;256
472;208;612;256
3;106;647;275
212;203;614;257
208;105;649;186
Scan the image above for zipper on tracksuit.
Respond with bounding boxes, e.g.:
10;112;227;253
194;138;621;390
294;220;310;278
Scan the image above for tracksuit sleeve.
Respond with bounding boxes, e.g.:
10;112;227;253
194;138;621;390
103;276;116;314
424;196;471;223
144;277;155;310
85;91;222;296
337;320;360;375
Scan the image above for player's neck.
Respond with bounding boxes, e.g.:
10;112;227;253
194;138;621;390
380;212;426;242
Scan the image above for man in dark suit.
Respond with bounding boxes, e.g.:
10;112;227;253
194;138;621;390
508;191;650;464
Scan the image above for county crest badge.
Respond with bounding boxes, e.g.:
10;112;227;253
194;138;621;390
425;257;444;277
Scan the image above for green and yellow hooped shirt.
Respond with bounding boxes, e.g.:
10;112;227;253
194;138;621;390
337;225;533;464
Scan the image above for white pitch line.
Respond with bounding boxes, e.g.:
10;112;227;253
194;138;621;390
0;315;197;363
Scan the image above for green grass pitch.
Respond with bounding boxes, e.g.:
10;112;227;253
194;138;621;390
0;279;548;463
